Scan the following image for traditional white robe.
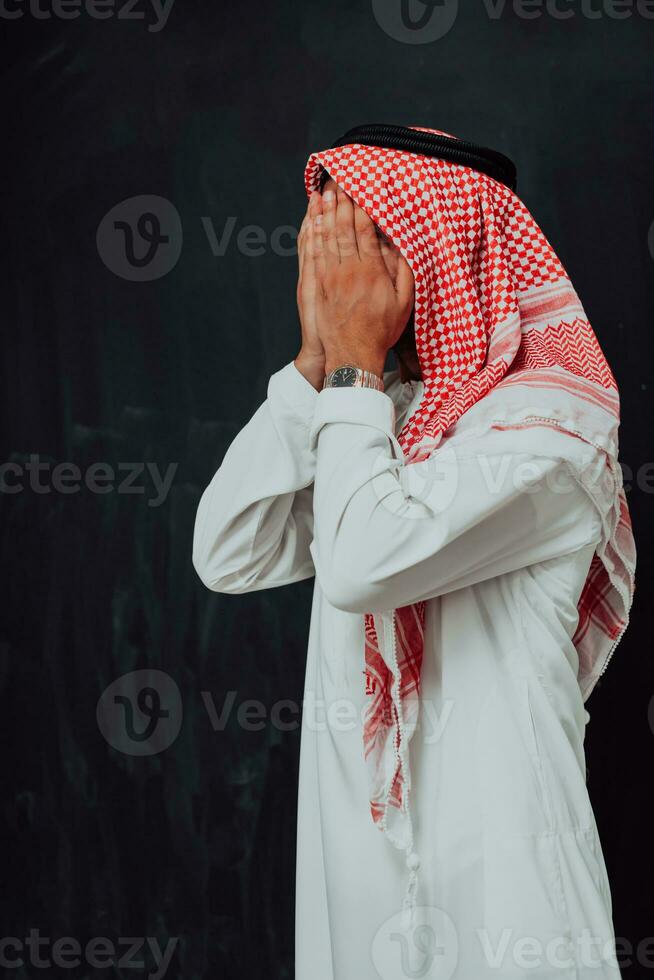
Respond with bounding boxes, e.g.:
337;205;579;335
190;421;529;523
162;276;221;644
193;360;621;980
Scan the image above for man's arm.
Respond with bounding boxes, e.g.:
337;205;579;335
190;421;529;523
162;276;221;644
194;191;332;594
192;361;318;593
309;392;603;613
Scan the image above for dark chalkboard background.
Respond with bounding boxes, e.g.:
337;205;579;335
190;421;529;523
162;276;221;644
1;2;652;977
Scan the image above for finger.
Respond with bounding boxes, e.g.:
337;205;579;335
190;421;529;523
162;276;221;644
300;192;322;275
335;183;358;261
301;220;317;290
307;189;322;220
320;183;339;268
353;204;386;270
310;207;326;281
298;214;309;275
395;252;415;307
379;235;400;283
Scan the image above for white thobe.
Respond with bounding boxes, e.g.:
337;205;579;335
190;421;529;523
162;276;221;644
193;361;621;980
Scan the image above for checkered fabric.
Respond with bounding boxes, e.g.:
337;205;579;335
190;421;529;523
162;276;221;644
304;129;636;852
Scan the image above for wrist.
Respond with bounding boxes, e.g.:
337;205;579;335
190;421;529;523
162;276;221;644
294;348;325;392
324;347;386;380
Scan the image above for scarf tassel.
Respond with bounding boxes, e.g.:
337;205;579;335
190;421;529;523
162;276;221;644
401;849;421;931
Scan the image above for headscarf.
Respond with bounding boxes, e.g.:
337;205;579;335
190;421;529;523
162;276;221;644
304;128;636;915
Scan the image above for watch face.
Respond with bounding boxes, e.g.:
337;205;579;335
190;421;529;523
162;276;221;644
330;367;359;387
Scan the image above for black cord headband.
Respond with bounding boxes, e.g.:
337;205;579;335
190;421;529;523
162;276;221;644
327;123;517;192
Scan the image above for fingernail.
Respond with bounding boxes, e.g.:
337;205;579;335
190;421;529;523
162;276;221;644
322;190;335;203
314;214;323;226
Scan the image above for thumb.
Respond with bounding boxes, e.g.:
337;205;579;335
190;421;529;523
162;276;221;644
395;254;415;307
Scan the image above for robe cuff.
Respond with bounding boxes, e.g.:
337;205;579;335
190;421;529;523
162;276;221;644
309;387;398;451
268;360;319;428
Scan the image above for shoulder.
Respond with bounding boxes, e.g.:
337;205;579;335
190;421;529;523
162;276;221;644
446;422;601;468
443;372;618;464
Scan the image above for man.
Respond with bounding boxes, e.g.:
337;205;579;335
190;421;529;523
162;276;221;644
193;126;635;979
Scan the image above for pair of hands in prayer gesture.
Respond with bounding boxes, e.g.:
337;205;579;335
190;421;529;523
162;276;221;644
295;178;415;392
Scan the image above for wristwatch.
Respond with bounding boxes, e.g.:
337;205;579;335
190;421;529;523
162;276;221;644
322;365;385;392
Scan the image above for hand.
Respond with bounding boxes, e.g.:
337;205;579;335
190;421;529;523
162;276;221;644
311;180;414;379
295;191;327;391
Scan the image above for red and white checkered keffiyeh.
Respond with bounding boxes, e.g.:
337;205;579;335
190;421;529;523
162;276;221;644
304;129;636;867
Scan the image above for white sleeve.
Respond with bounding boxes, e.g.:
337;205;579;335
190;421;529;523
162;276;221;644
309;387;603;614
193;361;318;593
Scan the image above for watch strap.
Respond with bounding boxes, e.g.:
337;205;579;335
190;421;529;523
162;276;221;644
323;365;385;392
